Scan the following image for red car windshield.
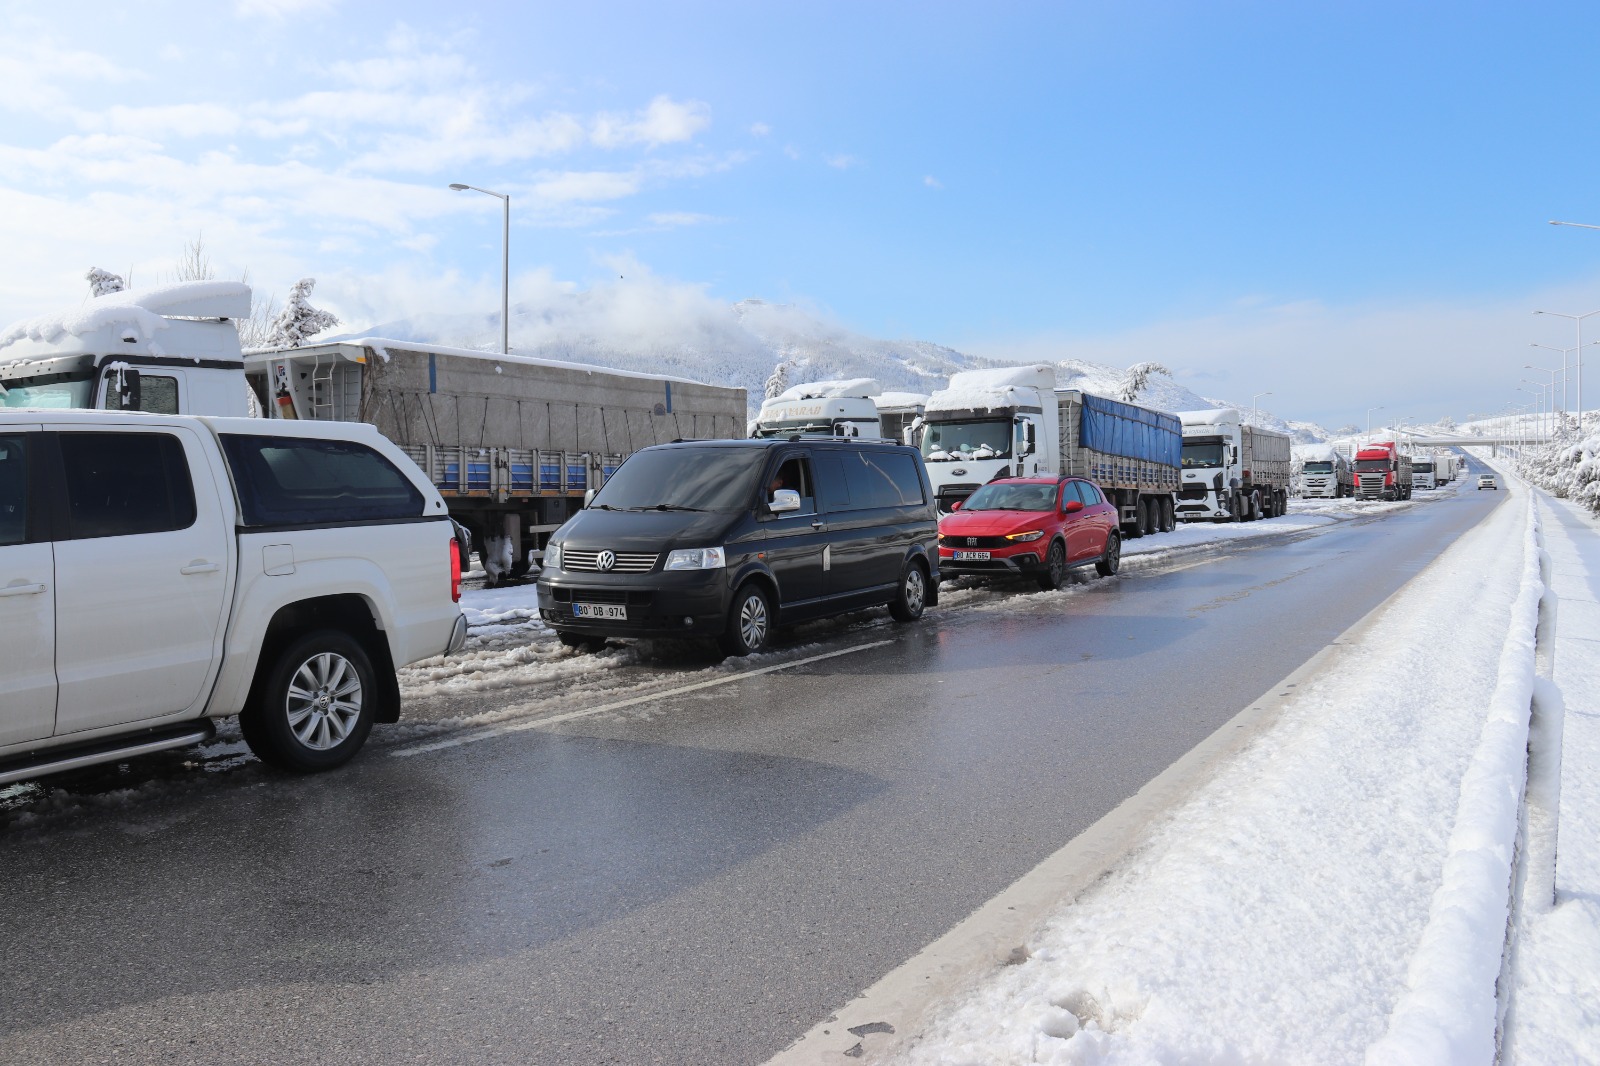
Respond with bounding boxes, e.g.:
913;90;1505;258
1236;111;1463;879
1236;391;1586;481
963;482;1058;511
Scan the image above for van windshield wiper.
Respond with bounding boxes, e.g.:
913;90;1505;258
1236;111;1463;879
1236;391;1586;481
650;504;707;512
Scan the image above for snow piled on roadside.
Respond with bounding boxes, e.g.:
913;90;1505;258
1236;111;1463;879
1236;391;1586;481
885;475;1533;1064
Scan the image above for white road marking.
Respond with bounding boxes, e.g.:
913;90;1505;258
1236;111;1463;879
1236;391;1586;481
391;640;895;758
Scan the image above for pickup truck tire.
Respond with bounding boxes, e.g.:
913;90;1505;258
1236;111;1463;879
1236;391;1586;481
890;560;929;622
1095;532;1121;578
718;583;773;656
241;629;378;772
1036;541;1067;591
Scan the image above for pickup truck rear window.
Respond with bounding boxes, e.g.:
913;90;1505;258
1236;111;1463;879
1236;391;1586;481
222;434;425;527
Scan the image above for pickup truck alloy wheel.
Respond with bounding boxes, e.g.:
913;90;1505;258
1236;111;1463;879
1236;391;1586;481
719;583;772;656
1095;532;1121;578
891;561;928;621
1036;541;1066;591
242;629;378;771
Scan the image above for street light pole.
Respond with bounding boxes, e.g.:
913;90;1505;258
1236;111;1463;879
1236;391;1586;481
1251;391;1272;418
1535;308;1600;437
1366;406;1384;440
449;182;511;356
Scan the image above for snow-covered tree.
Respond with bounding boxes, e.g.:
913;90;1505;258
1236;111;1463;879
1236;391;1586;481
764;357;797;400
86;267;125;297
267;278;340;349
1116;361;1171;403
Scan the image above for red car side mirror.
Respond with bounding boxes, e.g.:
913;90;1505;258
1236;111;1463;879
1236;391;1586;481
1064;499;1084;514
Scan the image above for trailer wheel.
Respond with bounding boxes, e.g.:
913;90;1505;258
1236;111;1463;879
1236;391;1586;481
1159;497;1175;532
1249;490;1263;521
1036;540;1067;591
1095;532;1121;578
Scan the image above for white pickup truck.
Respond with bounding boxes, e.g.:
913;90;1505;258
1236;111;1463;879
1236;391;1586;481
0;409;467;783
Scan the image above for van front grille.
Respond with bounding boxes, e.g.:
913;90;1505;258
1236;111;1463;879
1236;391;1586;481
562;549;659;573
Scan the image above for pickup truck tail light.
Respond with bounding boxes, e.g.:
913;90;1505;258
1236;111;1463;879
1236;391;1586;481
450;539;463;603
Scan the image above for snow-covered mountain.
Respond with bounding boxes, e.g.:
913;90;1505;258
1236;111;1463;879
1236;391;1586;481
333;294;1330;438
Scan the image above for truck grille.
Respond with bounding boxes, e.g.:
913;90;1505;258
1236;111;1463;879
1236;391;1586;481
562;549;660;573
1355;472;1387;499
1179;485;1209;500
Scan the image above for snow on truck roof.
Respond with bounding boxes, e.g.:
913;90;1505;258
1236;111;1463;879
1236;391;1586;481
927;365;1056;411
258;337;740;392
775;378;882;401
1178;407;1242;425
0;281;253;356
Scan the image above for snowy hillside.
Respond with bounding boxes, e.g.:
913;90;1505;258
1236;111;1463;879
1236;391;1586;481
334;292;1328;437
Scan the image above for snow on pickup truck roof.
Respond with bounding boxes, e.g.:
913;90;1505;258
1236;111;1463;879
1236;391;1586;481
775;378;882;401
0;281;253;355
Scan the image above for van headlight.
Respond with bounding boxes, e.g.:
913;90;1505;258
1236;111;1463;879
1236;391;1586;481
544;542;561;569
664;546;727;571
1005;530;1045;542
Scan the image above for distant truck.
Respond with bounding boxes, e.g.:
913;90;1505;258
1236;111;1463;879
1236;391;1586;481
0;282;748;585
1412;454;1441;490
752;380;928;444
1354;441;1413;500
1298;444;1353;499
1176;409;1294;521
919;365;1181;537
245;339;747;582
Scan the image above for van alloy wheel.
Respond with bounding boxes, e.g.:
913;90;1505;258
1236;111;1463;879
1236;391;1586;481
891;562;928;621
719;583;773;656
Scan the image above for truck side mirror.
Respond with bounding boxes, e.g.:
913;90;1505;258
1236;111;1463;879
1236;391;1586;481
114;367;141;410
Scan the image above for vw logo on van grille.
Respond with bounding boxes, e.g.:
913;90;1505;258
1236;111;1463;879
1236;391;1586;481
596;550;616;572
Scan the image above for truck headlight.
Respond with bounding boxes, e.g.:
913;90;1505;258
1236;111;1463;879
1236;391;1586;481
664;546;727;570
544;542;561;570
1005;530;1045;542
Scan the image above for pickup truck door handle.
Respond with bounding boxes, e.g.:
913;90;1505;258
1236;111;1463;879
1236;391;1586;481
180;561;222;575
0;582;47;597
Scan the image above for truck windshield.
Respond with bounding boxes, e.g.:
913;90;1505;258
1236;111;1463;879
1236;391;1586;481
591;447;766;512
921;420;1011;461
1302;461;1334;473
0;369;96;409
1355;459;1391;472
1181;441;1224;468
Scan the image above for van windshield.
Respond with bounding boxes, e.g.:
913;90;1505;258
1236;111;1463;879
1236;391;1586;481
0;368;96;409
591;447;767;513
921;419;1011;461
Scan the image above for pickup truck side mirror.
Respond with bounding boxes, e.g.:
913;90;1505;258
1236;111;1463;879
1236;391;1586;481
768;489;801;514
112;367;141;410
583;489;596;508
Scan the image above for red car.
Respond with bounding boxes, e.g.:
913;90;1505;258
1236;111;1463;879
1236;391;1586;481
938;476;1121;590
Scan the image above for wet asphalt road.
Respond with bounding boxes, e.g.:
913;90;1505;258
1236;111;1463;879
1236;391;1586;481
0;469;1503;1065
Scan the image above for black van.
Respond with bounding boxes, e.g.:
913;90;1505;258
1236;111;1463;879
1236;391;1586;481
537;438;939;655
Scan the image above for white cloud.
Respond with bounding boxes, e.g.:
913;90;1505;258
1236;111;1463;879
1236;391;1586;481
750;121;771;137
530;170;641;203
646;212;723;228
591;95;711;148
923;175;942;188
826;153;858;170
783;145;801;160
235;0;337;18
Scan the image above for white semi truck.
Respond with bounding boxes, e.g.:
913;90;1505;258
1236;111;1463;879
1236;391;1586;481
1177;409;1294;521
752;380;927;443
1297;443;1352;499
0;282;748;584
919;365;1182;537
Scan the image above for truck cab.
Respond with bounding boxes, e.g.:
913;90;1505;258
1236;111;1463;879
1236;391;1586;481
920;366;1055;514
0;282;254;419
753;379;885;439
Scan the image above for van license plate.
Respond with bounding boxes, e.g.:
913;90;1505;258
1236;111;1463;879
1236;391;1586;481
952;550;990;561
573;603;627;620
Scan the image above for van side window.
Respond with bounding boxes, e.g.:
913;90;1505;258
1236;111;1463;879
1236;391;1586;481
59;432;197;540
222;435;425;527
814;456;850;512
768;456;816;515
842;451;925;509
0;436;25;546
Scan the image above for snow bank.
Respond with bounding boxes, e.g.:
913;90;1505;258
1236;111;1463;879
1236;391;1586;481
0;281;252;353
1515;430;1600;515
777;378;882;401
1365;493;1543;1064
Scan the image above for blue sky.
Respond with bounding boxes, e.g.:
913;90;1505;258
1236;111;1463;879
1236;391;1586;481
5;0;1600;426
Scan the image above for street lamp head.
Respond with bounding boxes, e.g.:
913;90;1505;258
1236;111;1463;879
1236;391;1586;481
449;183;470;191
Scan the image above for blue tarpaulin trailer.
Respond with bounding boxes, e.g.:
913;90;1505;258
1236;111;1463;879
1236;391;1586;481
1053;389;1181;537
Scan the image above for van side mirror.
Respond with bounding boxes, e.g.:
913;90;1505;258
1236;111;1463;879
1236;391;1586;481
768;489;801;514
